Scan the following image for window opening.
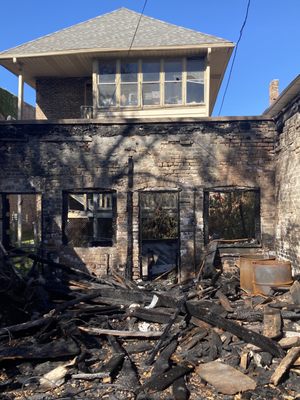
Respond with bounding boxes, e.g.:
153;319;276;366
204;188;260;244
63;191;115;247
1;193;42;249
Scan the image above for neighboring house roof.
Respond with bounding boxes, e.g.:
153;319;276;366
263;75;300;118
0;8;232;57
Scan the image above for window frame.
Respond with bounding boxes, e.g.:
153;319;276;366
62;189;117;248
0;192;42;249
203;187;261;246
96;56;205;110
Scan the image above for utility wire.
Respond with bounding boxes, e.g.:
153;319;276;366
102;0;148;108
127;0;148;56
218;0;251;115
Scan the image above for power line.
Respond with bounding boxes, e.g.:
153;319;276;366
101;0;148;108
127;0;148;56
218;0;251;116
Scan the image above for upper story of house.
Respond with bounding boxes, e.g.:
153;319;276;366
0;8;234;120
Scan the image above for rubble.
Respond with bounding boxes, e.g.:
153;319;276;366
0;246;300;399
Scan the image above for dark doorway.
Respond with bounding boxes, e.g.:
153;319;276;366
139;191;179;280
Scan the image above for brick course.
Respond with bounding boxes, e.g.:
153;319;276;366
36;78;91;120
0;119;276;278
275;96;300;273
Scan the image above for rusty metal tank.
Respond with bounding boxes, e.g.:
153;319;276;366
252;260;293;295
239;255;275;294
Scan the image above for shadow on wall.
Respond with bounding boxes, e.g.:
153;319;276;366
0;119;276;275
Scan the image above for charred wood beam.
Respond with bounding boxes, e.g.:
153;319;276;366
172;376;190;400
138;365;193;394
128;307;177;324
186;301;285;358
152;340;178;376
0;338;79;361
0;316;54;339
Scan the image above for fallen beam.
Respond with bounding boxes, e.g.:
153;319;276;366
186;301;285;358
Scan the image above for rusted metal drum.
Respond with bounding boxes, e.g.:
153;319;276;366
239;255;275;294
252;260;293;295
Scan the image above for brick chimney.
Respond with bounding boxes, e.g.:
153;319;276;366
269;79;279;105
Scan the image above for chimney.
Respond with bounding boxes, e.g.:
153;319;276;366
269;79;279;105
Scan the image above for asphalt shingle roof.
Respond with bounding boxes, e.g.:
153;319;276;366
0;8;232;56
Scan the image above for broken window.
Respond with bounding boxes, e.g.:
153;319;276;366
0;193;42;248
204;188;260;244
63;191;116;247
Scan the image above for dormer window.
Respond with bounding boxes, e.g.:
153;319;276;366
96;56;205;110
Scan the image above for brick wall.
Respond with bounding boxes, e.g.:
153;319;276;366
36;78;91;120
0;119;276;278
275;96;300;273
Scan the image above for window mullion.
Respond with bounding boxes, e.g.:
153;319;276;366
116;59;121;107
138;59;142;107
182;57;187;105
160;59;164;106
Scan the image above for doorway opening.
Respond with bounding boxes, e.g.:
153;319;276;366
139;191;179;280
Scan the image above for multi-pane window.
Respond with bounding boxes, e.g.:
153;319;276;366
120;60;139;107
97;57;205;109
164;59;182;105
187;57;204;104
63;191;116;247
142;60;160;106
98;61;117;107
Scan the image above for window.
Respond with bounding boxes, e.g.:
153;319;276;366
0;193;42;248
186;57;204;104
63;191;116;247
98;61;117;107
142;60;160;106
203;188;260;244
164;59;182;105
97;56;205;109
120;60;139;107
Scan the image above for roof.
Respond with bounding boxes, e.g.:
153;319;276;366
0;8;232;57
263;75;300;118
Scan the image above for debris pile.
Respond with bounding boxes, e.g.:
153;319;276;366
1;249;300;399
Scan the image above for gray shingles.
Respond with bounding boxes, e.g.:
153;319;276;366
0;8;232;56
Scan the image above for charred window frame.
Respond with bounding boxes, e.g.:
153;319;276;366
139;191;180;241
0;193;42;249
62;190;116;248
203;187;261;245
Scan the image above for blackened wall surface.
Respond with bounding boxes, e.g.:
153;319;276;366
0;119;276;279
275;96;300;273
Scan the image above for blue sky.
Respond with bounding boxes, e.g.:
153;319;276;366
0;0;299;116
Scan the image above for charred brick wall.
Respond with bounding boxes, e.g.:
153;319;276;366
275;96;300;273
0;119;276;279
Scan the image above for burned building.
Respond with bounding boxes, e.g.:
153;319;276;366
0;8;299;280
